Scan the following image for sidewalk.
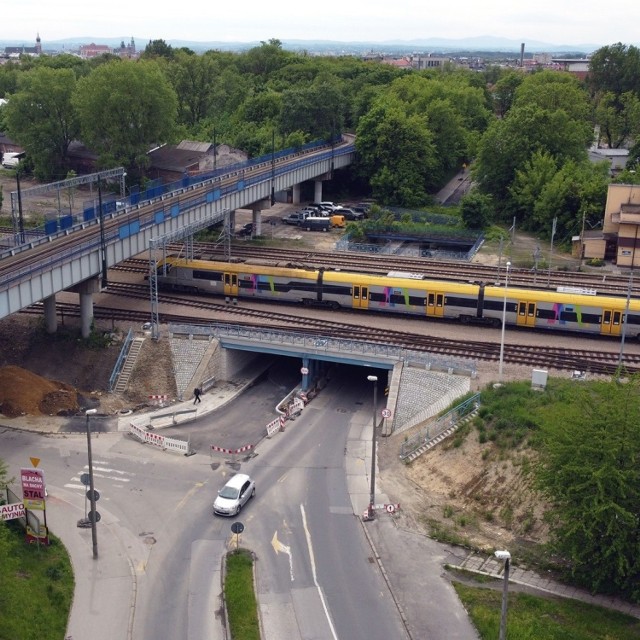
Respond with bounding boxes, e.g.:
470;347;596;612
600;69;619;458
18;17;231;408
9;382;640;640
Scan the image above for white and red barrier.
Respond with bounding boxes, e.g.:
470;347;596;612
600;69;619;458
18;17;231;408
148;394;168;405
129;421;191;455
210;444;254;456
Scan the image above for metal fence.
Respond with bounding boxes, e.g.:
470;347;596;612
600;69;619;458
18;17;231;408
336;235;484;261
399;392;480;460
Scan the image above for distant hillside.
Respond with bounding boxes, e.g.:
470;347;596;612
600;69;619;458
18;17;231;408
1;35;626;55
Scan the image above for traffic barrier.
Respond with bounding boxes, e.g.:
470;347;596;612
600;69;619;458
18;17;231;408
129;420;192;455
210;444;254;455
148;394;168;405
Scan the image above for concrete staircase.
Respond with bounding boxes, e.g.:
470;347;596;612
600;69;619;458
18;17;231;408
402;408;479;464
113;337;145;393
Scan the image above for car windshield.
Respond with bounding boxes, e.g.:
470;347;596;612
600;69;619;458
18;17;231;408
219;486;240;499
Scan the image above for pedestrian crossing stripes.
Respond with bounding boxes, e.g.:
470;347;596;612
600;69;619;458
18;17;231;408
63;461;135;492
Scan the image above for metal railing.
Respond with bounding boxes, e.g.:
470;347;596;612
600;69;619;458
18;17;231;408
400;392;480;460
109;328;134;392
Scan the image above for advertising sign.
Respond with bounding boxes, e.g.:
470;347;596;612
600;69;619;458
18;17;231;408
1;502;26;521
21;468;46;500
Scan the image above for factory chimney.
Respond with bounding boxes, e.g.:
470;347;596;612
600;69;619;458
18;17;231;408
520;43;525;67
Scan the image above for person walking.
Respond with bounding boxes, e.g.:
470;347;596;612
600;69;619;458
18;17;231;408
193;387;201;404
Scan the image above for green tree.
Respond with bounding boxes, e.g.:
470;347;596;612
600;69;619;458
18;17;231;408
356;99;438;206
142;39;175;60
460;191;494;229
492;71;523;117
166;49;227;129
73;59;178;180
531;160;610;240
536;379;640;601
509;151;559;227
587;43;640;100
474;103;592;216
4;66;80;180
595;91;640;148
513;70;591;124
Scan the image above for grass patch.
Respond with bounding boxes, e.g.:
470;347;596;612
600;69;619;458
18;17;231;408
0;524;74;640
452;581;640;639
225;548;260;640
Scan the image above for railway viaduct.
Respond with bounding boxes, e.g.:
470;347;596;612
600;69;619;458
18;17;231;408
0;136;355;337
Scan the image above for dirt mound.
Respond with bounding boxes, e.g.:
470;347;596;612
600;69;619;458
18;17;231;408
0;365;80;417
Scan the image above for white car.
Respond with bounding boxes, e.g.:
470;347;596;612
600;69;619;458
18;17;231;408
213;473;255;516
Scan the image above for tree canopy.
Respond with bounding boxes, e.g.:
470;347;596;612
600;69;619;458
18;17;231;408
536;378;640;601
73;59;178;179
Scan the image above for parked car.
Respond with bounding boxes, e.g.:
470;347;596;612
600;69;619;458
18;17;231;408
333;207;364;221
283;211;311;225
236;222;253;237
213;473;255;516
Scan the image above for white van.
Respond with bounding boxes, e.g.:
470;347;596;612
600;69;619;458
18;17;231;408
2;152;24;168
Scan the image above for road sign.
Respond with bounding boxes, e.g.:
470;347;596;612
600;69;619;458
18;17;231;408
80;473;90;486
381;408;392;419
231;521;244;534
86;489;100;502
20;468;45;500
300;367;309;375
88;510;101;523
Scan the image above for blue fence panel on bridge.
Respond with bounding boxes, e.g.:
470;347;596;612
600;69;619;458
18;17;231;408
130;186;140;205
83;206;96;221
44;220;58;235
170;203;180;218
129;220;140;234
213;188;221;200
154;210;165;224
238;180;245;191
206;191;215;203
59;215;74;230
119;224;131;239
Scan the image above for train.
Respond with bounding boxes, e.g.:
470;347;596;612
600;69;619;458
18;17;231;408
154;257;640;339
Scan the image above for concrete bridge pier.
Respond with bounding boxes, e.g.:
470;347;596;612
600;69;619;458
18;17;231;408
73;278;101;339
291;183;301;204
251;199;271;237
314;173;332;203
43;295;57;334
227;210;236;236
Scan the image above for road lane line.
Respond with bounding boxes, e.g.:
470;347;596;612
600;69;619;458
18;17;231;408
300;504;339;640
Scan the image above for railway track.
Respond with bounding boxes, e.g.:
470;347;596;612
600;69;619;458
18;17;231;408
23;295;640;377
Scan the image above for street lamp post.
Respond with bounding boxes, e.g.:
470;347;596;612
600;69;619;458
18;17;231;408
498;262;511;382
367;375;378;520
495;550;511;640
85;409;99;559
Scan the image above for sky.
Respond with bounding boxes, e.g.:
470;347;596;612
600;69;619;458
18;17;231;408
2;0;639;48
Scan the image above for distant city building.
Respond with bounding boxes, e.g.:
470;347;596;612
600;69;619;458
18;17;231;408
3;33;42;58
78;43;113;59
412;55;451;70
551;58;590;80
116;38;137;59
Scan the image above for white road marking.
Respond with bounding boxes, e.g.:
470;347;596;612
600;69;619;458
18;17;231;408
84;465;134;476
300;504;339;640
271;530;294;581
